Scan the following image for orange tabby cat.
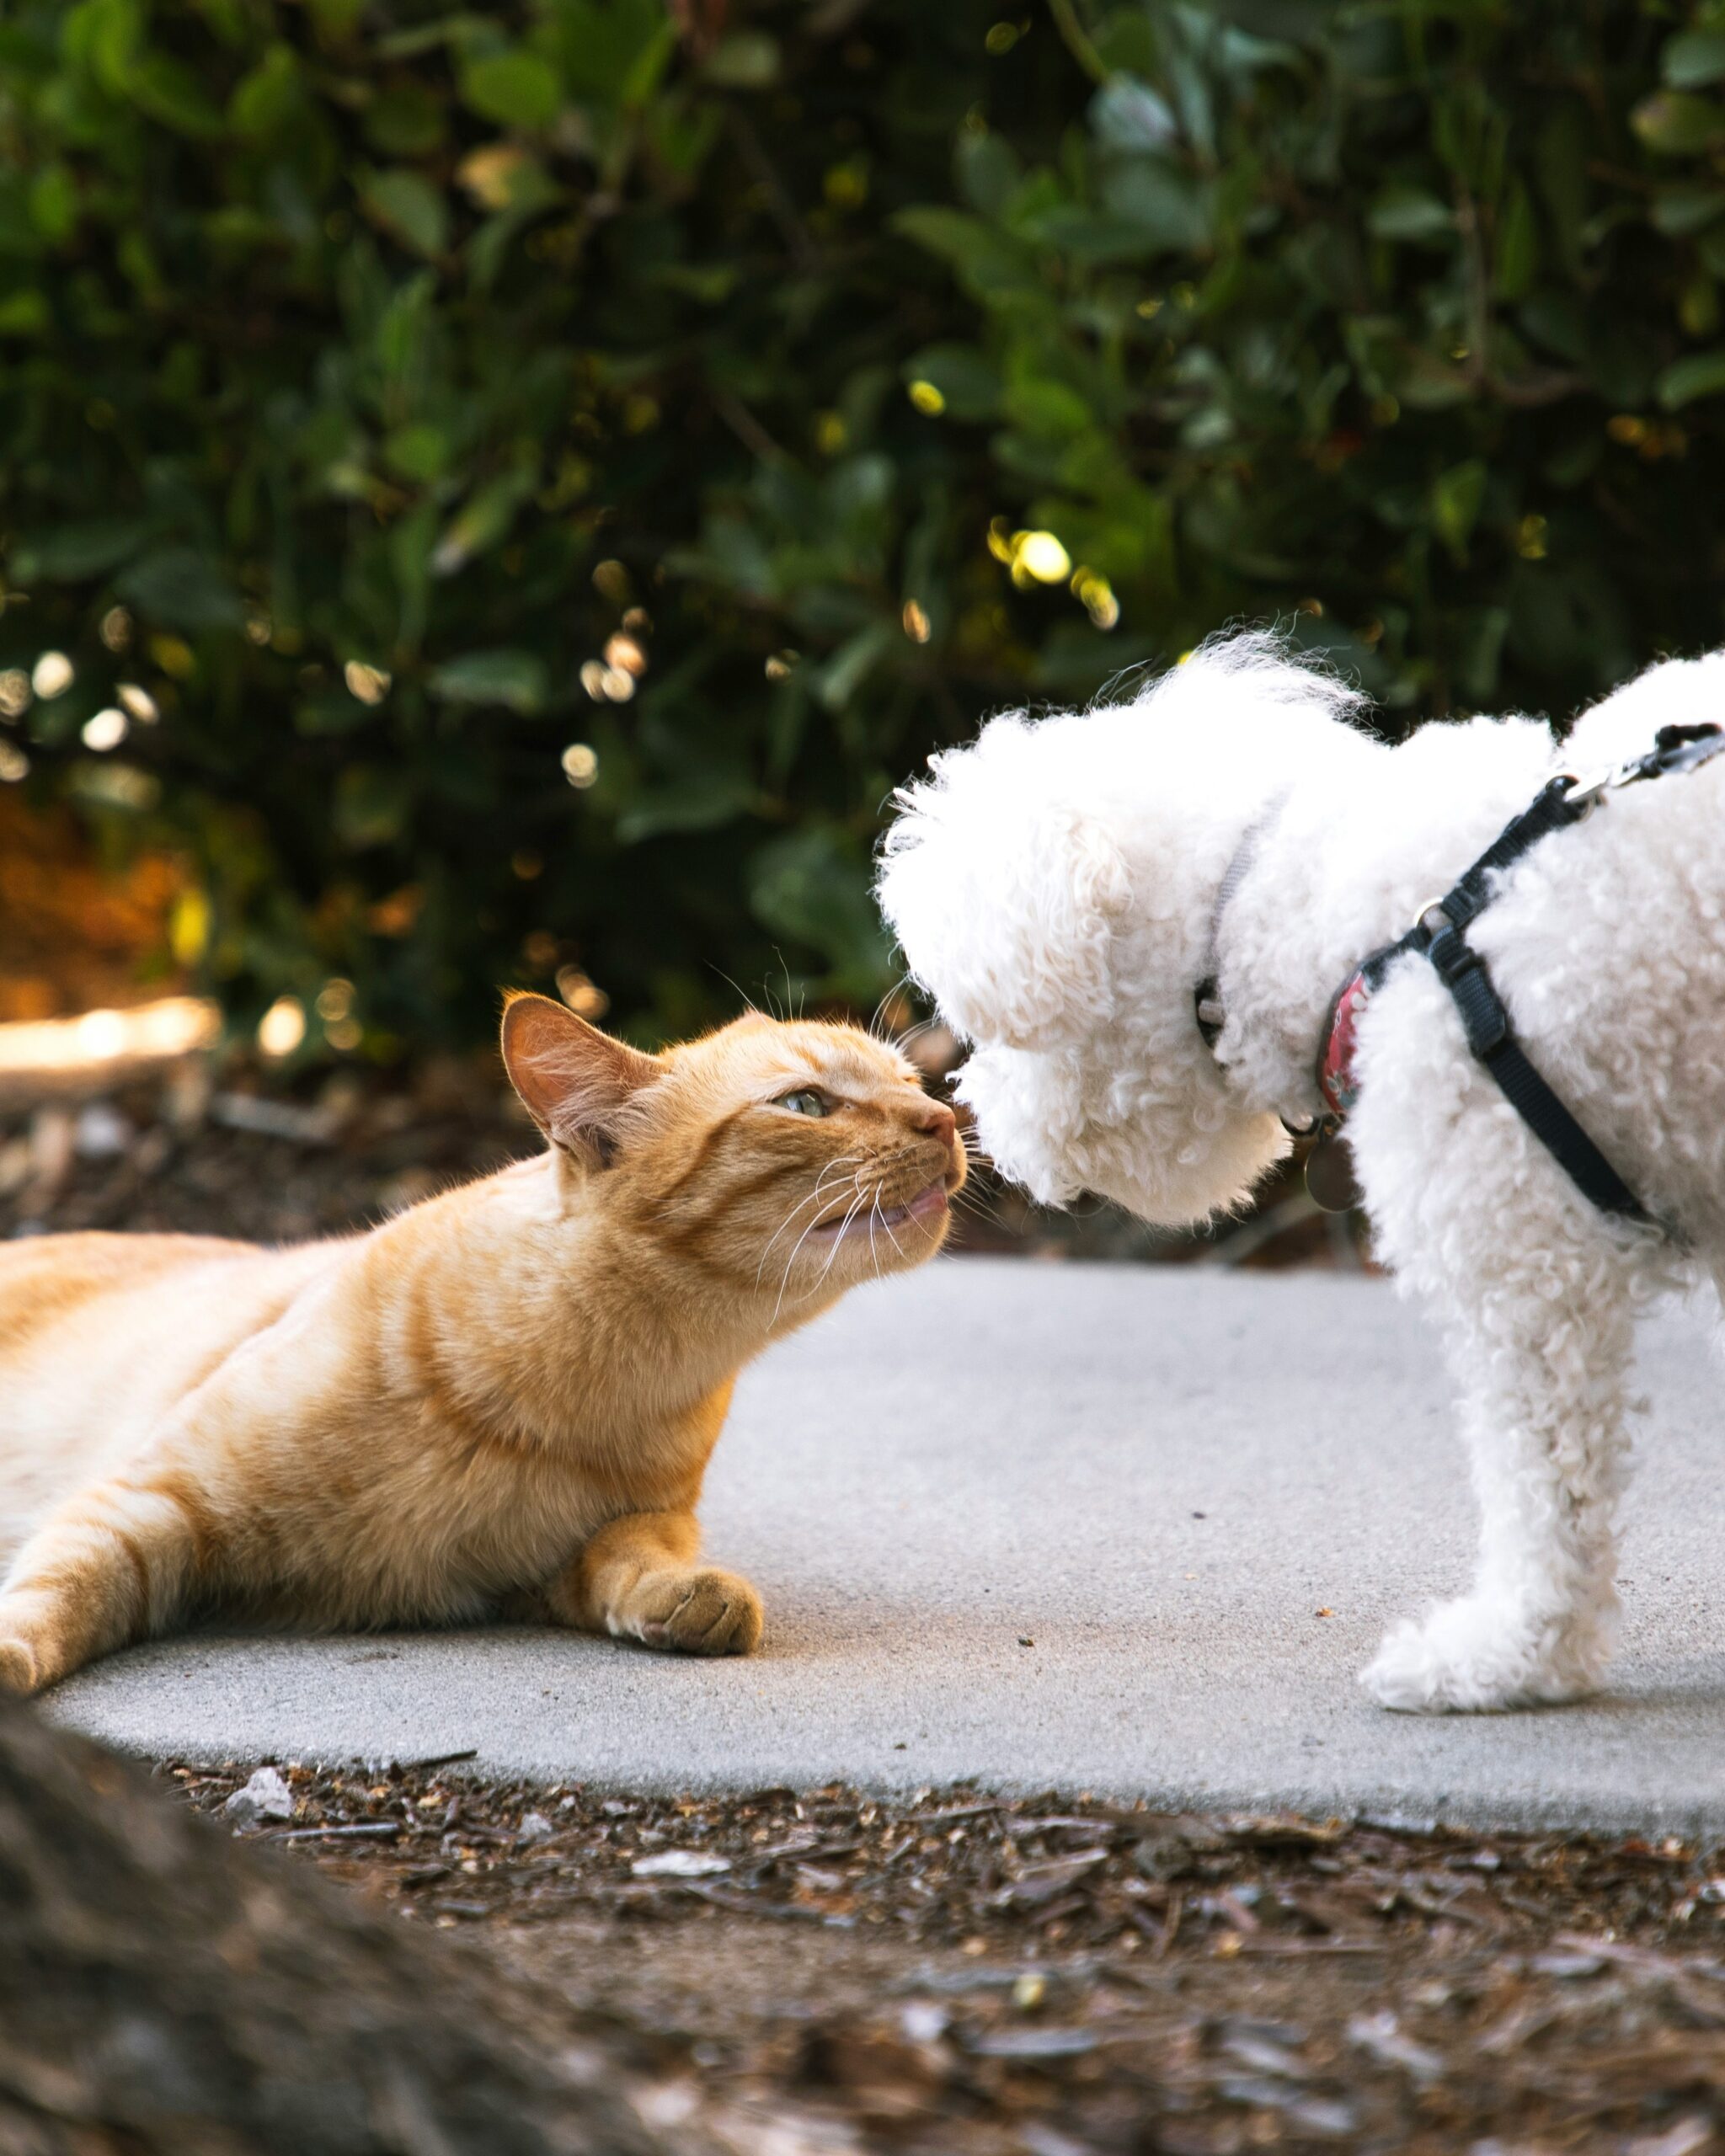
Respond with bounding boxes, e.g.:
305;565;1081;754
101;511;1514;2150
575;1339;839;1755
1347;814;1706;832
0;995;963;1694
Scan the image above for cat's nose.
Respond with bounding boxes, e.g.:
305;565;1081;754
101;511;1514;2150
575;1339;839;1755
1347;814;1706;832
913;1099;957;1147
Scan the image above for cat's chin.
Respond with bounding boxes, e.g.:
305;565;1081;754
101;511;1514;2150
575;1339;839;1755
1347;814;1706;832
809;1177;949;1248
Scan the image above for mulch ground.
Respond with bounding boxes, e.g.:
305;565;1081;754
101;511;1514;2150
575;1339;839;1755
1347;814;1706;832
166;1760;1725;2154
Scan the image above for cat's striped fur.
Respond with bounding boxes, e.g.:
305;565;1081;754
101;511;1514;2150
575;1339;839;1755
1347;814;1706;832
0;995;962;1692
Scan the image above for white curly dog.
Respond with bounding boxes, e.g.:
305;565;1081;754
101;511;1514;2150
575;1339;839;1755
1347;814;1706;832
879;633;1725;1713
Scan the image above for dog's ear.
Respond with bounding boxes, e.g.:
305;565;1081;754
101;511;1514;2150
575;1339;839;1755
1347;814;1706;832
879;724;1129;1049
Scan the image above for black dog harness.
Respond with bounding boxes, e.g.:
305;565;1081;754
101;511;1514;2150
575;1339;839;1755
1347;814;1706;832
1311;723;1725;1225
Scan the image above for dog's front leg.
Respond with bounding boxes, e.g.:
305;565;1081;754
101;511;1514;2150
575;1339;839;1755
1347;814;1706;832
1355;1074;1641;1710
1362;1268;1636;1711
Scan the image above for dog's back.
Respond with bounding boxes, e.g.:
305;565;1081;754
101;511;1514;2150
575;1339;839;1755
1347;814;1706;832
1473;657;1725;1245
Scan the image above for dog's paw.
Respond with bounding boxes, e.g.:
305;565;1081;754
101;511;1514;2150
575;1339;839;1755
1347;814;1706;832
1360;1597;1606;1714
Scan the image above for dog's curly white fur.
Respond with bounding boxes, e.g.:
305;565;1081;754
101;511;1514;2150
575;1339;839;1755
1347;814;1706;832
879;633;1725;1713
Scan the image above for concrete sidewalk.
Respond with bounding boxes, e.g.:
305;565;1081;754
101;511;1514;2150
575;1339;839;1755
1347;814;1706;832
45;1260;1725;1833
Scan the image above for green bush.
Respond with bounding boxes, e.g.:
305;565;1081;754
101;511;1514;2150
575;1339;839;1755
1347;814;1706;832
1;2;1722;1053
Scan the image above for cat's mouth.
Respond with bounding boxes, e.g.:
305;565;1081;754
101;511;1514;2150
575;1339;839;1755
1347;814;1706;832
809;1177;948;1241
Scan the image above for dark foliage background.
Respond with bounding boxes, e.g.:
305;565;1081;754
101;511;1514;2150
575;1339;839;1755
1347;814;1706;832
1;0;1722;1054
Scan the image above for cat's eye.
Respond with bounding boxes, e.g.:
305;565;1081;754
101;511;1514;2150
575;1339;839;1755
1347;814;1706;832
777;1088;830;1118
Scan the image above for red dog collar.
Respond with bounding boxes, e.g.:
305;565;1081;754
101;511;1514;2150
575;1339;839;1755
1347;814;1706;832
1317;969;1371;1119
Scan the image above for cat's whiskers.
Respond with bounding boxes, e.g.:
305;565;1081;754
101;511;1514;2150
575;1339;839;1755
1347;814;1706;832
863;1193;901;1286
867;1138;949;1198
772;1183;870;1324
949;1181;1001;1223
809;1187;872;1298
864;978;905;1043
868;1188;910;1267
771;1176;870;1319
890;1006;940;1045
634;1150;862;1246
752;1155;868;1283
706;964;762;1017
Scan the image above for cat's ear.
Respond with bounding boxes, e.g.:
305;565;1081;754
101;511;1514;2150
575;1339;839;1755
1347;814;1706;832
500;994;665;1166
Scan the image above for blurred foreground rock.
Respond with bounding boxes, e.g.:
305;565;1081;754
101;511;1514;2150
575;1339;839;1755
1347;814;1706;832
0;1693;708;2156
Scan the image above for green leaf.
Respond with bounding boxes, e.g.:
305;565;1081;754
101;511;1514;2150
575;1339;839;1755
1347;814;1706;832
0;288;48;337
1518;291;1586;366
702;33;778;88
430;469;536;574
457;147;559;216
364;83;447;157
1651;187;1725;237
117;229;164;303
1535;104;1588;275
955;131;1020;217
11;517;149;582
1097;162;1210;252
128;51;226;137
649;261;737;303
618;16;677;106
1493;180;1536;300
892;207;1039;298
1430;459;1487;563
114;547;243;632
904;343;1001;420
1026;204;1172;265
1002;374;1092;438
616;771;755;843
548;1;677;105
1394;350;1473;410
357;168;449;259
814;622;894;712
295;689;375;736
1091;76;1177;154
1367;186;1453;243
66;0;142;95
748;826;891;995
1657;348;1725;408
1092;9;1160;77
382;424;451;483
28;167;77;243
461;49;562;130
1632;91;1725;156
334;766;409;850
1664;30;1725;90
229;45;302;140
427;648;547;711
1453;606;1511;705
307;0;366;37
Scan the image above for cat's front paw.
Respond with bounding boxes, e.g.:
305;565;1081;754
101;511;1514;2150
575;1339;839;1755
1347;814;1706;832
630;1567;764;1657
1361;1595;1607;1713
0;1636;41;1696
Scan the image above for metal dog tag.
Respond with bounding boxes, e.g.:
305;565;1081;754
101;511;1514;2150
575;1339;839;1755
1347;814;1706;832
1305;1129;1361;1214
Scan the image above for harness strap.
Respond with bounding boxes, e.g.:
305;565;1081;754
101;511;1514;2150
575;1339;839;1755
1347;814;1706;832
1425;919;1650;1220
1408;776;1584;938
1319;719;1725;1227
